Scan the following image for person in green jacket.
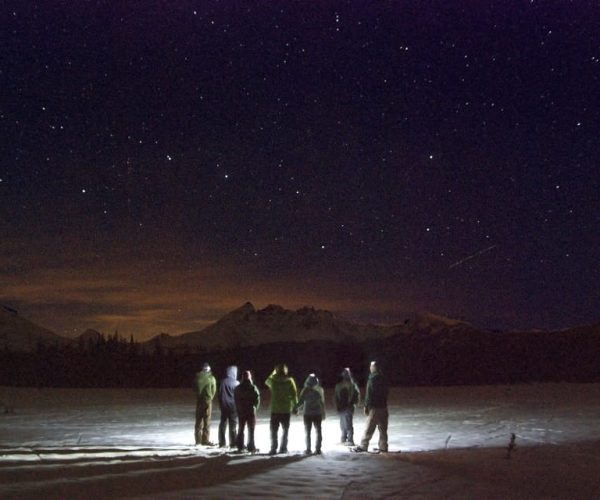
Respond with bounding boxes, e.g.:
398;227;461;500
194;362;217;445
265;363;298;454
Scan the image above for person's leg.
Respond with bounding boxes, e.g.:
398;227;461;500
347;408;355;445
269;414;279;453
280;413;290;452
304;415;312;452
359;409;377;450
247;414;256;451
236;415;246;450
201;401;212;444
341;409;353;443
377;408;389;452
339;412;347;442
228;412;238;447
315;416;322;453
194;399;203;444
218;410;227;446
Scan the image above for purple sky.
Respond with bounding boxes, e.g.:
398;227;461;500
1;1;599;339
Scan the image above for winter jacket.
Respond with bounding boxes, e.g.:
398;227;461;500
265;371;298;413
364;370;388;410
195;370;217;403
234;379;260;417
218;366;239;412
295;375;325;417
334;379;360;412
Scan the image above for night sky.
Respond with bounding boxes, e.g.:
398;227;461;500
2;1;599;340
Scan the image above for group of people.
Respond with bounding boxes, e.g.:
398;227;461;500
194;360;389;455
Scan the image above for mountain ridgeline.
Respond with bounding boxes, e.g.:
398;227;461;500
1;303;600;388
0;305;68;351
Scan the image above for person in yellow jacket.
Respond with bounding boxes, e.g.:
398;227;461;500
194;362;217;445
265;364;298;454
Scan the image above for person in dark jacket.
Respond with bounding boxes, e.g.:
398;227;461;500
194;362;217;445
265;363;298;454
234;370;260;452
218;365;239;448
294;373;325;454
334;367;360;445
354;361;389;453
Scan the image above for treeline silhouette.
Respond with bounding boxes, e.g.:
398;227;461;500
1;328;600;388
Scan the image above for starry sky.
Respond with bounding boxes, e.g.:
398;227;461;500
1;1;599;340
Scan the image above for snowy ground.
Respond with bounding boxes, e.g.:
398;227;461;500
1;383;600;499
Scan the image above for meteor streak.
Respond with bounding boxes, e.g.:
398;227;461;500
449;245;497;269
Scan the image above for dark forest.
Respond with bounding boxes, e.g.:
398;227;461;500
2;329;600;389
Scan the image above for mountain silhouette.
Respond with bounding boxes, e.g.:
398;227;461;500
142;302;476;352
0;305;67;351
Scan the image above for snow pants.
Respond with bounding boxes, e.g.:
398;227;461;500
236;413;256;451
270;412;291;453
304;414;322;452
338;408;355;443
195;399;212;445
360;407;388;452
218;407;238;447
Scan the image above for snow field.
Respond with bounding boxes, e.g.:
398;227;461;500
1;383;600;498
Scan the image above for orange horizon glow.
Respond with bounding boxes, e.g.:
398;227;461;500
1;240;430;341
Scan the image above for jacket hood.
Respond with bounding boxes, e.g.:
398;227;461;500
275;364;288;376
226;365;238;379
305;374;319;387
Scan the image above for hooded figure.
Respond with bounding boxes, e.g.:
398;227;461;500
334;367;360;445
194;362;217;445
294;373;325;454
265;364;298;454
234;370;260;452
218;365;239;447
